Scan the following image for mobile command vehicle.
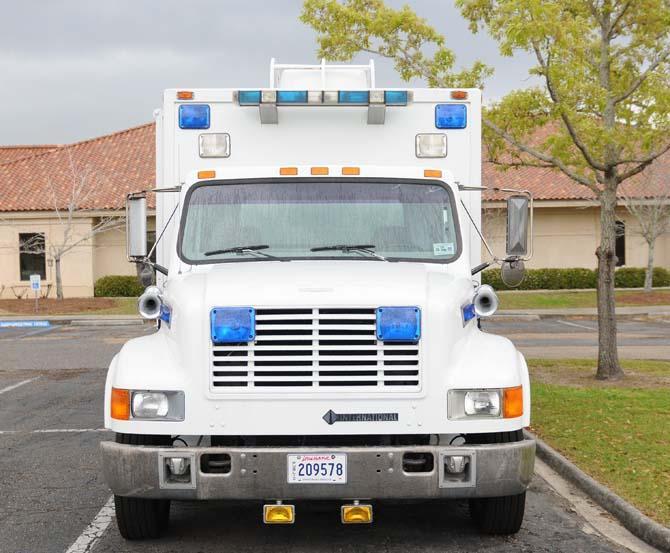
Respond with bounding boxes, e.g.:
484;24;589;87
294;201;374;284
102;60;536;540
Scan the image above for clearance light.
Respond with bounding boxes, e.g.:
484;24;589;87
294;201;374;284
280;167;298;175
342;167;360;175
435;104;467;129
211;307;255;344
177;90;194;100
197;170;216;179
179;104;210;129
341;504;373;524
311;167;328;175
416;134;447;158
238;90;261;105
199;133;230;158
503;386;524;418
263;504;295;524
451;90;468;100
376;307;421;342
424;169;443;178
111;388;130;420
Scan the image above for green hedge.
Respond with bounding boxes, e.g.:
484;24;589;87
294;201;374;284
94;275;144;297
482;267;670;290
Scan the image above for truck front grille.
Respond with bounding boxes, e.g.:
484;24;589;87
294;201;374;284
210;308;420;392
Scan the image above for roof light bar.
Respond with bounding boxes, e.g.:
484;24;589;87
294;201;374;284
235;89;410;107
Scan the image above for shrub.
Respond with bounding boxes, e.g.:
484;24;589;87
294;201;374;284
94;275;144;297
482;267;668;290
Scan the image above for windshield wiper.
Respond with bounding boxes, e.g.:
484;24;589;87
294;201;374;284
310;244;387;261
204;244;281;260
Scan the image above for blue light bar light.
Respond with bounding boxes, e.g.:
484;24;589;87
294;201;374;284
277;90;308;104
376;307;421;342
211;307;256;344
179;104;210;129
435;104;467;129
384;91;408;106
238;90;261;105
339;91;370;104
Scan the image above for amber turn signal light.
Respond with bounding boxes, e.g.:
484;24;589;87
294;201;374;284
503;386;523;418
111;388;130;420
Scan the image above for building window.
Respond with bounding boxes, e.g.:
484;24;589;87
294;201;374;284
615;220;625;267
19;233;47;281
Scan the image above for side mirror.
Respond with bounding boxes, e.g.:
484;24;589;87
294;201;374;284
506;195;530;258
126;192;147;260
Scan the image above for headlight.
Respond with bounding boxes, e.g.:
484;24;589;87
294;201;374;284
448;387;523;420
132;392;169;418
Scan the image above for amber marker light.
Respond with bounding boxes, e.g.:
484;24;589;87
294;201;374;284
342;167;360;175
177;90;194;100
503;386;524;418
111;388;130;420
424;169;443;178
311;167;329;175
279;167;298;175
197;170;216;179
451;90;468;100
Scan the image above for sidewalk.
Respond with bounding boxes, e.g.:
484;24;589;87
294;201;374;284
496;305;670;320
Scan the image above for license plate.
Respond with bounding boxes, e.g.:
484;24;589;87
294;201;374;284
287;453;347;484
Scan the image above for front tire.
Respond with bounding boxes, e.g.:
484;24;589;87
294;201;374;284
467;430;527;535
114;433;172;540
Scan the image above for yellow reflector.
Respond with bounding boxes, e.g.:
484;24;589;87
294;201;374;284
263;504;295;524
311;167;329;175
111;388;130;420
280;167;298;176
424;169;442;178
503;386;524;418
341;504;373;524
177;90;194;100
342;167;360;175
451;90;468;100
197;170;216;179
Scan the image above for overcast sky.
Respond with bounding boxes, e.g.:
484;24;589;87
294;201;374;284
0;0;536;145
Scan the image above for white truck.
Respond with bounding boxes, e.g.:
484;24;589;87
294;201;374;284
102;60;535;540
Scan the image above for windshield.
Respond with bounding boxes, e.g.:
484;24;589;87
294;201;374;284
178;179;461;263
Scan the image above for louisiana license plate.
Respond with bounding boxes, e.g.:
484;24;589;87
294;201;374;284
287;453;347;484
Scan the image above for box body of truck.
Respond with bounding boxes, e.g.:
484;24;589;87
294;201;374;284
101;61;535;538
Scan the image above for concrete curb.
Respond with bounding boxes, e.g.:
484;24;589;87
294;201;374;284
526;429;670;552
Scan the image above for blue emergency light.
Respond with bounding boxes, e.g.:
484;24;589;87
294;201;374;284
435;104;467;129
376;307;421;342
277;91;308;104
384;91;408;105
462;303;476;325
179;104;210;129
338;91;370;104
238;91;262;105
211;307;256;344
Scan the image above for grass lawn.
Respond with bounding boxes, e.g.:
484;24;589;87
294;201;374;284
0;297;137;316
529;358;670;526
499;289;670;310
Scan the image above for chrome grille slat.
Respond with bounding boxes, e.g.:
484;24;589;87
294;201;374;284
210;307;420;392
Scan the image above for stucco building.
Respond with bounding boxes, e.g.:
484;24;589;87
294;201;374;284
0;123;667;298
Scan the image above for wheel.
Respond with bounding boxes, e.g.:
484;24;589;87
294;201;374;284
467;430;527;535
114;433;172;540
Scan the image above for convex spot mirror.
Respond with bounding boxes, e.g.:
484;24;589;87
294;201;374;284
138;263;154;288
126;193;147;260
501;258;526;288
506;195;529;258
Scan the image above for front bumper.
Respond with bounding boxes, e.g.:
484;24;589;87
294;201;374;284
101;439;535;500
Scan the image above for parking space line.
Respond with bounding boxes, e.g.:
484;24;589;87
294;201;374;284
0;376;40;396
557;319;596;331
64;495;114;553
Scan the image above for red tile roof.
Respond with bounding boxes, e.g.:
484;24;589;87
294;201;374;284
0;122;665;212
0;124;155;212
0;145;59;164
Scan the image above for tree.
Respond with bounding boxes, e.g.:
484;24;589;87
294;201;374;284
10;149;123;299
301;0;670;380
622;169;670;291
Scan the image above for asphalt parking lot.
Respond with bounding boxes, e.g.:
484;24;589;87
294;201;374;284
0;321;661;553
